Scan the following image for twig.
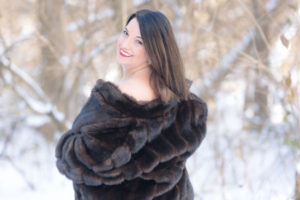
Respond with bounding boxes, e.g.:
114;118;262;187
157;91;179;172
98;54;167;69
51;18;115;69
0;56;66;131
237;0;272;50
6;157;36;191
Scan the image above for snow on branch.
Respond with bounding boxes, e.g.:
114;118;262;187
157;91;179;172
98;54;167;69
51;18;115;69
0;56;48;101
194;29;256;98
0;32;34;56
209;29;256;85
66;8;114;32
194;0;281;98
14;86;64;122
88;9;114;23
89;34;119;58
0;55;65;127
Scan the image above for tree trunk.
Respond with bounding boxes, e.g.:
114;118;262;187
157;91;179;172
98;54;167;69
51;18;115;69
296;164;300;200
36;0;65;102
244;0;270;132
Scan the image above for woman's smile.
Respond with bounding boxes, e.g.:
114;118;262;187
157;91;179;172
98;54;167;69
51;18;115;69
119;48;132;57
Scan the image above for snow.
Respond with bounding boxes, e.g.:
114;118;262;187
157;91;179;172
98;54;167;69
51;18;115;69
3;70;13;85
133;0;147;6
1;55;65;122
89;35;119;58
195;29;256;97
187;77;297;200
0;159;73;200
13;86;65;122
88;9;114;23
76;37;86;47
291;68;300;88
0;125;74;200
25;115;50;127
209;29;255;82
0;56;10;66
66;9;114;32
52;106;65;122
268;6;298;83
59;56;71;67
64;0;76;6
66;18;85;32
270;103;285;124
1;56;47;100
266;0;280;12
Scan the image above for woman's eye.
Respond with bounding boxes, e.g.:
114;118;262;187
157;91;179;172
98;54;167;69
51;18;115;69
137;40;143;45
123;30;128;35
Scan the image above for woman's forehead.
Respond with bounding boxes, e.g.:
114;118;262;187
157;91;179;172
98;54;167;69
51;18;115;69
126;18;141;37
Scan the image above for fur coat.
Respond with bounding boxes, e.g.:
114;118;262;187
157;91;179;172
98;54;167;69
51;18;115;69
55;79;208;200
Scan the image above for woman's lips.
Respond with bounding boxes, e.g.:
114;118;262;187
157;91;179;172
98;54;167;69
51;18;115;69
119;48;132;57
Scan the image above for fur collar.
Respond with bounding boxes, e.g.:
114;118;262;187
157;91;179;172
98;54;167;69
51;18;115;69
93;79;179;118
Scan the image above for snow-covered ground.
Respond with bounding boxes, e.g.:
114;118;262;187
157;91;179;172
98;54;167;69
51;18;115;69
188;132;296;200
0;161;73;200
187;78;298;200
0;124;74;200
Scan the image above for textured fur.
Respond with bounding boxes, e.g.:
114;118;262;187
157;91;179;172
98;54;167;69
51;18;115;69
55;79;208;200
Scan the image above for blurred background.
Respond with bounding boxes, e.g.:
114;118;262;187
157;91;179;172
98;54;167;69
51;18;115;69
0;0;299;199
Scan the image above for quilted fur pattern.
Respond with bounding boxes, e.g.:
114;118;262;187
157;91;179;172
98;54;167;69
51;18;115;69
55;79;208;200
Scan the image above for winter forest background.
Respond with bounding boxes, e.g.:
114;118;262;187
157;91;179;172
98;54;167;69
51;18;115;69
0;0;299;199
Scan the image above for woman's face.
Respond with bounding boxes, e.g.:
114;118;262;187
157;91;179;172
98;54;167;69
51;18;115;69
116;17;149;68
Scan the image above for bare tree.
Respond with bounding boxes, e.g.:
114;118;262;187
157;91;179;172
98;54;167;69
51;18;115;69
36;0;65;103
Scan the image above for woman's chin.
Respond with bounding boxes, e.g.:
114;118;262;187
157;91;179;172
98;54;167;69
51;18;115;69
117;61;130;68
117;59;127;65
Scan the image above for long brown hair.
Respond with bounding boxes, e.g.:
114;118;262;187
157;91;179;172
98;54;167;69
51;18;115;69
126;9;189;103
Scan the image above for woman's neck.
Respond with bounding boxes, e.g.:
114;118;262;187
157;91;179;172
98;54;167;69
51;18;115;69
120;64;151;83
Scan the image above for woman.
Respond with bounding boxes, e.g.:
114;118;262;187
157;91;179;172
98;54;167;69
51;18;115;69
55;9;208;200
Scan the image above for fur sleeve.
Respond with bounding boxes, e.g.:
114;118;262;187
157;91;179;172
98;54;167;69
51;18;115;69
55;91;208;188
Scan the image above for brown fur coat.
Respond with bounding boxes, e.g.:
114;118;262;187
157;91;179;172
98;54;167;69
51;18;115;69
55;79;208;200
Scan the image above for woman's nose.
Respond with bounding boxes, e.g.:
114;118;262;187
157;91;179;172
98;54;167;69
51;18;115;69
121;37;131;50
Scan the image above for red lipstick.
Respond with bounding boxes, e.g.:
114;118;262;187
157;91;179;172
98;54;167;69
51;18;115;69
119;48;131;57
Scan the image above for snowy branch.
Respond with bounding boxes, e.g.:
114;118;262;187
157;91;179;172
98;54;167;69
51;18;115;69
193;0;282;98
193;29;256;98
7;157;36;191
0;55;66;131
0;56;48;101
0;32;34;56
87;34;119;63
66;8;114;32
